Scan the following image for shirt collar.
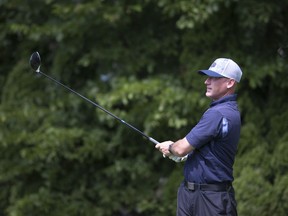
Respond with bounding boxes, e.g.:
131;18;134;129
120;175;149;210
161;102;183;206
210;94;237;107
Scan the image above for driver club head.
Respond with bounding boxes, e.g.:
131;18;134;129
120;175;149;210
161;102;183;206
29;52;41;72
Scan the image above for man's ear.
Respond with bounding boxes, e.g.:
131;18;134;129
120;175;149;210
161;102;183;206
227;79;236;89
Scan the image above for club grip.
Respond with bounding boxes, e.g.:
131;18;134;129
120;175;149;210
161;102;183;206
149;137;166;158
149;137;159;145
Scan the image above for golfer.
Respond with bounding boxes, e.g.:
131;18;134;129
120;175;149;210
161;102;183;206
156;58;242;216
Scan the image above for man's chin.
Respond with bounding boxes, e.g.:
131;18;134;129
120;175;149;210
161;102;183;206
205;92;211;97
205;92;214;100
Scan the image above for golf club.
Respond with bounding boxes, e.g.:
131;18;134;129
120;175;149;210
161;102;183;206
29;52;159;145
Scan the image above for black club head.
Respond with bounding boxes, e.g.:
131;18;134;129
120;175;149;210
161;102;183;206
29;52;41;72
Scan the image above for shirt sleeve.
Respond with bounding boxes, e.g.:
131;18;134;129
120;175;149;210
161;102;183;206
185;109;223;149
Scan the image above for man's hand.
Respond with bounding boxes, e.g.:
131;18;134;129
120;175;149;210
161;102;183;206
155;141;188;163
155;141;174;156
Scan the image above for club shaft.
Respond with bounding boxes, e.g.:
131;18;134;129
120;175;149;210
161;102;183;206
38;71;159;145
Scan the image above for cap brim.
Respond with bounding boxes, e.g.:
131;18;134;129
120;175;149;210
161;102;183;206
198;70;225;78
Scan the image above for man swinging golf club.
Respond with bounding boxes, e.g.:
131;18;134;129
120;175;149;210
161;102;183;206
30;52;241;215
156;58;242;216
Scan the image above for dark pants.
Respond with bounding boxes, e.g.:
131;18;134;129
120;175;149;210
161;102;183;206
177;182;237;216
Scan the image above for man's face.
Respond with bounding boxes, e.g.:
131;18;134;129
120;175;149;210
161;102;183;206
204;77;231;100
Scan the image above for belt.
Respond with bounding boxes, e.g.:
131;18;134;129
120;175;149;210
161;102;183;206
184;180;231;192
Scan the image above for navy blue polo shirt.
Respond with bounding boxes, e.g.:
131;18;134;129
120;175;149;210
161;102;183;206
184;94;241;183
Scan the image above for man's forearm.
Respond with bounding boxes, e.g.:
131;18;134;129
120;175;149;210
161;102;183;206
168;138;194;157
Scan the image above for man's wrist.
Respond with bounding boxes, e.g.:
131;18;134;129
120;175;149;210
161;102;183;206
168;143;174;155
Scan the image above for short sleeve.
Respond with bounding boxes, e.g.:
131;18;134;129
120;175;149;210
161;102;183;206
185;109;223;149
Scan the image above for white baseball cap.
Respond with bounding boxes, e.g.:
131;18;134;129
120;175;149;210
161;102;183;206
199;58;242;83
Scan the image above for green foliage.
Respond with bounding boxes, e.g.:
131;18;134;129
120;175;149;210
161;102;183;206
0;0;288;215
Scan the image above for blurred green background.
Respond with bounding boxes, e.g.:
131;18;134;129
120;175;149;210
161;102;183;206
0;0;288;215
